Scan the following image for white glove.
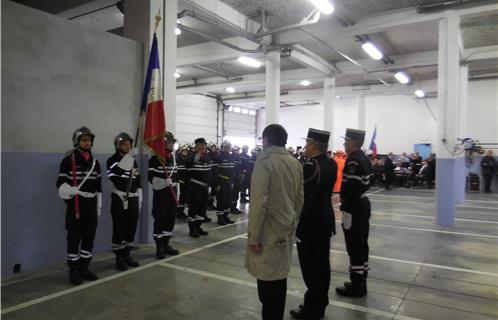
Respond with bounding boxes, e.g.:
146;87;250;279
152;177;167;190
342;211;352;230
118;153;135;171
58;183;78;200
138;188;143;213
129;148;139;156
97;193;102;217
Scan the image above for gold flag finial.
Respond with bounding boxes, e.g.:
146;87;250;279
154;9;161;33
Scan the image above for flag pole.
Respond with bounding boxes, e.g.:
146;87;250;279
123;10;162;208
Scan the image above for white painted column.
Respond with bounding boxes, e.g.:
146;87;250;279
265;50;280;125
163;0;177;134
323;77;336;149
357;94;366;131
436;11;461;226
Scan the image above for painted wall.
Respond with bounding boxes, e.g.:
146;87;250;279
467;80;498;144
1;1;144;276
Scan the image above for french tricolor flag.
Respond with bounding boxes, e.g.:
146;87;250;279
369;126;377;159
141;33;166;162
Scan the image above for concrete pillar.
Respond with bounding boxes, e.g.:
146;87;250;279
436;11;461;226
163;0;177;134
123;0;165;244
358;94;366;131
323;77;336;150
265;50;280;125
455;65;469;204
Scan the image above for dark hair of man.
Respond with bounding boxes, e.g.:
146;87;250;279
262;124;288;147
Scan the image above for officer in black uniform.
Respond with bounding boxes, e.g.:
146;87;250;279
106;132;141;271
336;128;372;298
207;143;219;210
481;150;497;193
215;140;236;225
290;129;337;319
56;127;102;285
148;131;180;258
384;153;395;190
187;138;218;238
176;144;190;219
230;146;243;214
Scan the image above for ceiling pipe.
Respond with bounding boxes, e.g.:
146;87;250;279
253;9;321;39
416;0;496;13
177;77;244;89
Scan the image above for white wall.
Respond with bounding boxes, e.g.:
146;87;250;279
467;80;498;144
279;79;497;154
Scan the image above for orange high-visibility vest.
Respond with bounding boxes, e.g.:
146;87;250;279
333;153;346;193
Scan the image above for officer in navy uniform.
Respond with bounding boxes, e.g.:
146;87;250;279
230;145;243;214
290;129;337;319
106;132;141;271
207;143;219;210
239;145;251;202
148;131;180;258
336;128;372;297
56;127;102;285
176;144;190;219
187;138;218;238
215;140;236;225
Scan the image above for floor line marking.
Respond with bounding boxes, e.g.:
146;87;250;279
329;250;498;277
369;198;498;211
1;233;247;315
158;262;422;320
370;193;498;204
369;223;498;239
209;218;248;231
372;211;498;224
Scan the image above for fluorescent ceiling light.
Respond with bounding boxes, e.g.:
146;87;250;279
249;110;256;116
336;96;341;99
175;27;182;35
225;87;236;93
414;90;425;98
233;107;241;113
228;106;233;112
241;109;249;114
362;42;383;60
300;80;311;86
174;72;180;78
394;71;410;84
309;0;334;14
237;56;262;68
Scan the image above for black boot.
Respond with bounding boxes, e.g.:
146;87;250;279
336;272;366;297
188;221;200;238
123;247;140;267
155;239;165;259
196;221;208;236
68;260;82;286
223;212;235;224
115;250;128;271
289;307;324;319
206;198;216;210
217;214;227;226
79;257;98;281
163;237;180;255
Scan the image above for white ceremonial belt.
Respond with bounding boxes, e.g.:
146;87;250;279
112;186;138;198
76;191;97;198
191;179;209;187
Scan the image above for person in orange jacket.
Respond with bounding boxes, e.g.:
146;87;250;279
333;150;347;193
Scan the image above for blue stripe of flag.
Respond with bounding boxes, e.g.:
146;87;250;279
140;33;161;112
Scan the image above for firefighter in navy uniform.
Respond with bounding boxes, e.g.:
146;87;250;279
336;128;372;298
176;144;190;219
239;145;251;202
206;143;219;211
290;129;337;320
106;132;142;271
187;138;218;238
230;146;243;214
148;131;180;258
215;141;236;226
56;127;102;286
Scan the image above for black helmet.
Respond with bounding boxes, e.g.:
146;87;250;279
164;131;176;143
114;132;134;150
72;126;95;147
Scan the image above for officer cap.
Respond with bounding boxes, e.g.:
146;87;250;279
342;128;365;146
305;128;330;144
194;137;207;145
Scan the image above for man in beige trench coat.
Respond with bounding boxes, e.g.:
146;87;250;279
246;124;304;320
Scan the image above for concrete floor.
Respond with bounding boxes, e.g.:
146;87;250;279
2;188;497;319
